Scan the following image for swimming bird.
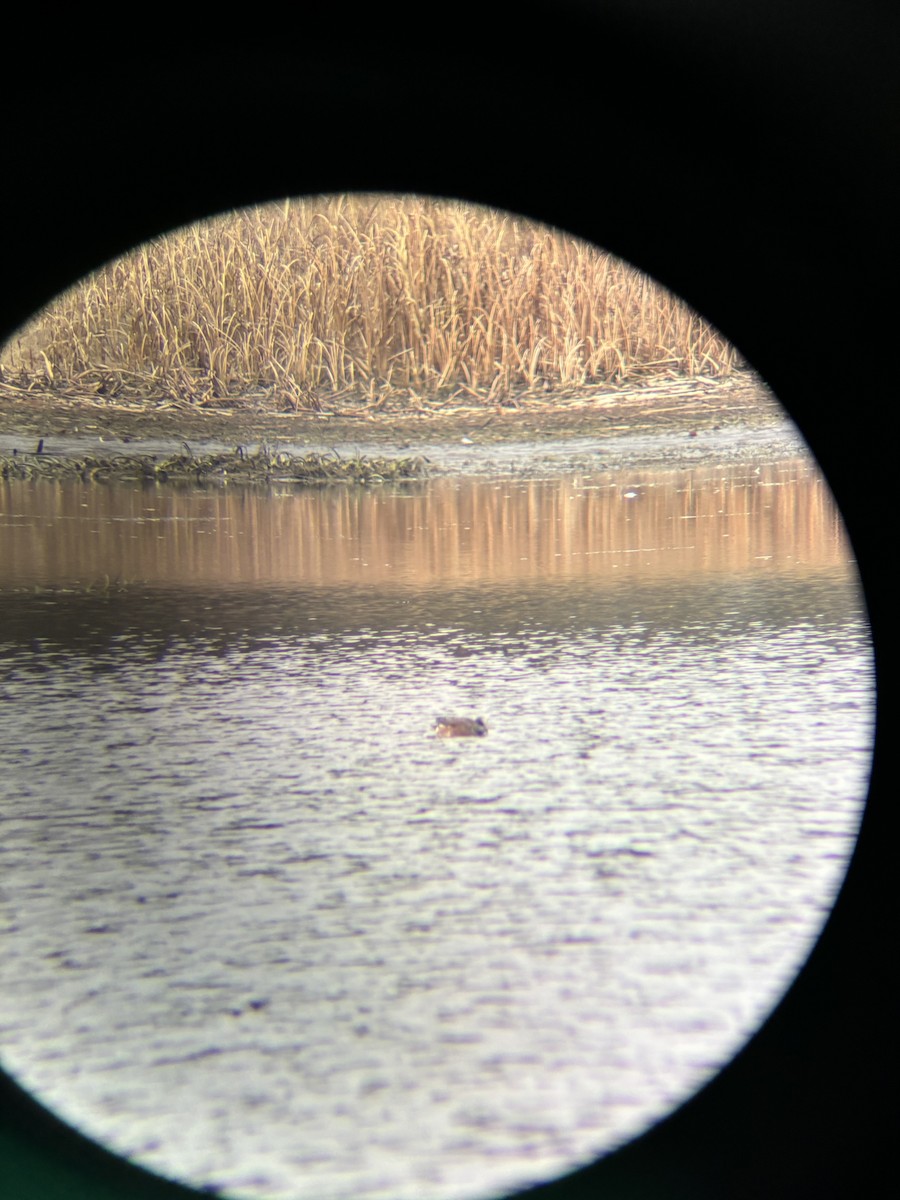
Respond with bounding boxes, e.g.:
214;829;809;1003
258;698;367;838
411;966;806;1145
434;716;488;738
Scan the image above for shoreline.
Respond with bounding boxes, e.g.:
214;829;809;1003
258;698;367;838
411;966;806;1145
0;372;801;482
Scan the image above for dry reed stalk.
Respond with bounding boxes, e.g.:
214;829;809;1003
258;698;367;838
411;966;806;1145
1;195;742;408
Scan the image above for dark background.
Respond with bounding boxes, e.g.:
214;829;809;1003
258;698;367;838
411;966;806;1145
1;2;896;1197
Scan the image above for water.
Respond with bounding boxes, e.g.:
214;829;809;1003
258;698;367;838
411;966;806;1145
0;457;874;1200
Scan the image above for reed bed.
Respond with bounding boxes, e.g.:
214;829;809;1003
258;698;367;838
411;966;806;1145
1;195;741;412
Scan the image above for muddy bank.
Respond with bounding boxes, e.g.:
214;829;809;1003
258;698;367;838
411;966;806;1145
0;373;802;481
0;445;429;487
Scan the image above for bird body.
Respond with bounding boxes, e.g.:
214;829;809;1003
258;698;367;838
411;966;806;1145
434;716;488;737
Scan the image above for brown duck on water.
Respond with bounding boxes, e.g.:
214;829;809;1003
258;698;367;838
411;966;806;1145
434;716;488;738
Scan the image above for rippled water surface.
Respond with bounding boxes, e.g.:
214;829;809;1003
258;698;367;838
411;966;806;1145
0;458;874;1200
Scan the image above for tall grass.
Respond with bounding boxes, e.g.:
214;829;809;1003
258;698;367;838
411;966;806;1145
1;194;741;409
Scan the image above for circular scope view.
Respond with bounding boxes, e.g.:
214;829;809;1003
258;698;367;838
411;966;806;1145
0;195;874;1200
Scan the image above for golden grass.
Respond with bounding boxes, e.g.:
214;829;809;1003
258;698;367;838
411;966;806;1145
1;194;742;410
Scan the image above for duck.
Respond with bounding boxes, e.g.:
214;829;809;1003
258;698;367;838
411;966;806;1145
434;716;488;738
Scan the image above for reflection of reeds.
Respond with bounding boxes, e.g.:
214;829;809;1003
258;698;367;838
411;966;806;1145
0;463;850;591
2;196;740;407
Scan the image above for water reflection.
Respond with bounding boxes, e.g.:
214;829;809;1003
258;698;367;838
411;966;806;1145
0;460;873;1200
0;458;849;591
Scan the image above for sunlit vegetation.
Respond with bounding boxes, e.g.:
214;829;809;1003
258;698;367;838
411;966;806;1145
1;195;742;412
